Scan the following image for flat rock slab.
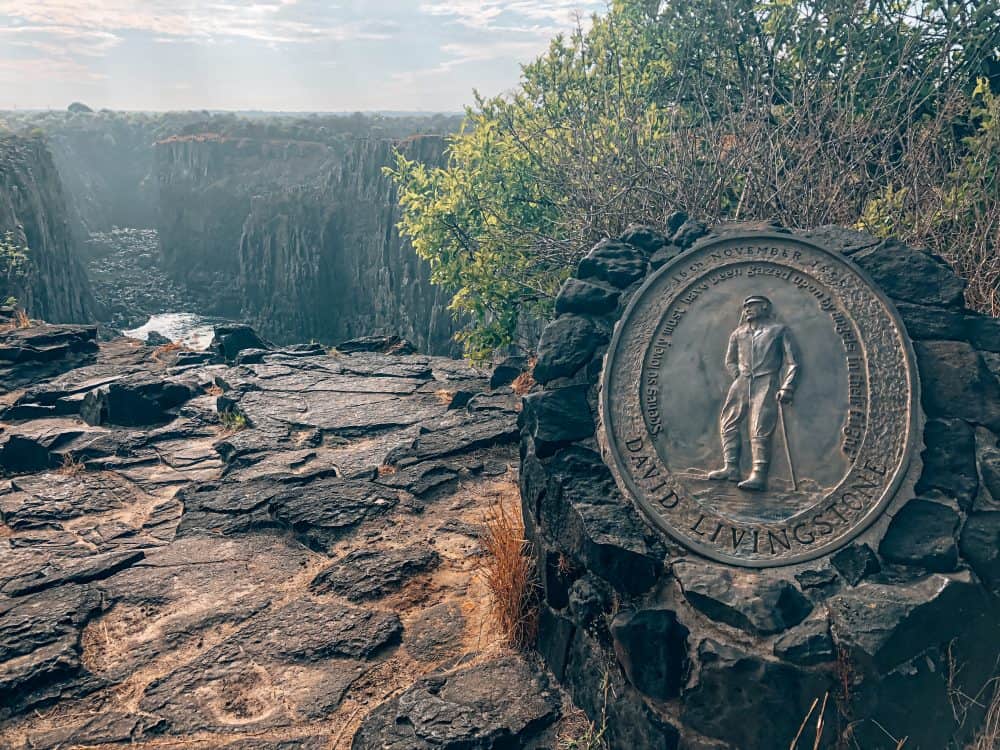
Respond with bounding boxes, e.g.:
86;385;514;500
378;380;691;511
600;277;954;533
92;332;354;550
1;471;137;529
0;326;543;749
310;545;441;601
351;656;562;750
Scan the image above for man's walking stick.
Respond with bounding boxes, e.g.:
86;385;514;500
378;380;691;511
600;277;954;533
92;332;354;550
778;400;797;491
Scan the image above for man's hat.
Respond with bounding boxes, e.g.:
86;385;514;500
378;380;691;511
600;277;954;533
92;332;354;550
743;295;772;306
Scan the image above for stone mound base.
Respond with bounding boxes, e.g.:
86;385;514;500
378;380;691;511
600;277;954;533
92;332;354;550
521;220;1000;749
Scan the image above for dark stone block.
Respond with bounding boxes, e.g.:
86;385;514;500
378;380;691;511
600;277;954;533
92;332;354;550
565;628;681;750
210;324;271;362
619;224;670;255
536;607;575;680
542;551;572;610
773;618;835;666
610;608;689;700
337;335;416;355
2;550;144;596
80;375;197;427
879;498;960;572
664;211;689;235
966;313;1000;353
540;447;662;595
649;243;684;270
959;512;1000;592
489;355;527;389
0;585;105;717
979;430;1000;505
406;603;464;662
521;386;594;457
533;316;604;384
567;574;611;627
828;571;987;671
896;302;967;341
554;278;620;316
916;419;979;508
854;241;966;307
831;543;881;586
915;341;1000;431
796;225;880;254
674;563;812;635
681;639;833;749
670;219;709;249
794;566;840;591
577;240;648;288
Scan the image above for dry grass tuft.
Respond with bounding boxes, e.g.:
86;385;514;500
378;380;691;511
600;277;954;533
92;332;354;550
510;371;536;395
510;359;537;395
55;453;86;477
0;308;32;333
478;483;539;649
151;341;185;362
969;679;1000;750
790;692;832;750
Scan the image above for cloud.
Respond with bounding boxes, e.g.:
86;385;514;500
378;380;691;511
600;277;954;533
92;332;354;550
418;0;604;33
392;39;546;85
0;24;122;58
0;56;108;83
0;1;396;46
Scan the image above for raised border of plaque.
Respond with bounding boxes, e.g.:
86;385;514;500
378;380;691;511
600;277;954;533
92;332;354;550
599;232;921;567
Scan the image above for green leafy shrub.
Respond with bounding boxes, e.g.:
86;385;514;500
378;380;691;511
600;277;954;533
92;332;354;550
391;0;999;359
0;231;29;308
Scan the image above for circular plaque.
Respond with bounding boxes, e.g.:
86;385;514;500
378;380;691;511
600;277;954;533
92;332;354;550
600;233;919;567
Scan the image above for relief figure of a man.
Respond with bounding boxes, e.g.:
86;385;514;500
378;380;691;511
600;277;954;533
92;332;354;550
708;295;800;491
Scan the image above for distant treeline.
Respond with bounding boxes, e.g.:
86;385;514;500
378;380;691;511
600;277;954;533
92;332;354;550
0;109;464;147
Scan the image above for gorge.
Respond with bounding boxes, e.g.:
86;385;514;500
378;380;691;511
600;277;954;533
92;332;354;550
0;110;463;354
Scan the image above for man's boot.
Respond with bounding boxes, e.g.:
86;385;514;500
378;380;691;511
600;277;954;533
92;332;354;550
707;437;740;481
738;438;769;491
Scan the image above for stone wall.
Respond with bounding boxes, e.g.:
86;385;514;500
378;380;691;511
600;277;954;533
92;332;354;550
520;220;1000;749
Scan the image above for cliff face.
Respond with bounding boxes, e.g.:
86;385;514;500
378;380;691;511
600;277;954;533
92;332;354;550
238;135;460;355
155;132;460;354
44;120;159;234
0;133;94;322
155;134;337;316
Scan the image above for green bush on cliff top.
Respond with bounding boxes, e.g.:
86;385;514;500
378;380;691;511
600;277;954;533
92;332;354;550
390;0;1000;360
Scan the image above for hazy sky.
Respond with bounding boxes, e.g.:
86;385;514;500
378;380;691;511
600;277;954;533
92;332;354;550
0;1;605;111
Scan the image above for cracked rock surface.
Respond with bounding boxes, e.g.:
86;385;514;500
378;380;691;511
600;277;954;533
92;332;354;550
0;324;564;749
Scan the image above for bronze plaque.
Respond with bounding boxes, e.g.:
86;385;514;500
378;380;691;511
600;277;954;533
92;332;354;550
600;233;919;567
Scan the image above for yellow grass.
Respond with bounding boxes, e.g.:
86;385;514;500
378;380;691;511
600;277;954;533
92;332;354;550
478;484;538;649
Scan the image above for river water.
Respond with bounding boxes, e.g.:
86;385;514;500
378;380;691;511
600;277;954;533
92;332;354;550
123;313;218;350
84;228;226;349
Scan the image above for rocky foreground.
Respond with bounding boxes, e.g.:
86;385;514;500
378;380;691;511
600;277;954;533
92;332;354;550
0;321;568;749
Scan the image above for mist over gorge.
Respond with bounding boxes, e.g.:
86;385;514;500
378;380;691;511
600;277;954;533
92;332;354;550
0;109;463;354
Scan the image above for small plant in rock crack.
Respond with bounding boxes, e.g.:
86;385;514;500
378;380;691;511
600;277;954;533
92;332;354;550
55;453;86;477
219;410;249;432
